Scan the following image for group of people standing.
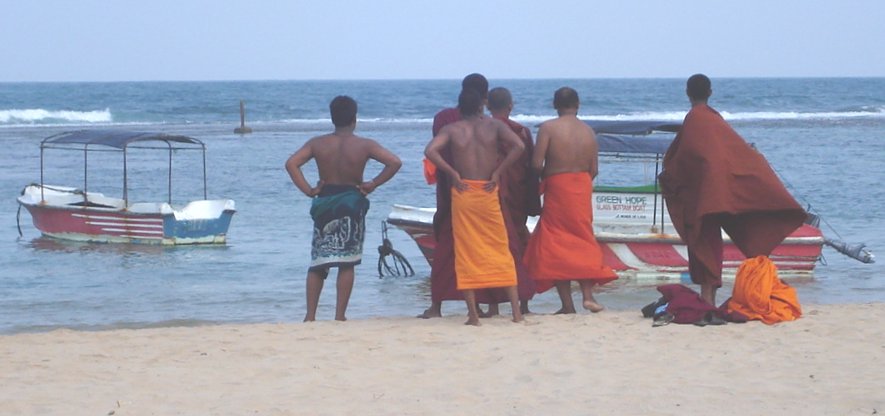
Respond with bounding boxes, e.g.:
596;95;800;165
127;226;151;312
420;74;617;325
286;73;806;325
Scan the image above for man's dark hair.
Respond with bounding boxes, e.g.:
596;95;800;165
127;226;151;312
553;87;579;110
330;95;357;127
461;73;489;99
487;87;512;112
458;88;483;117
686;73;712;100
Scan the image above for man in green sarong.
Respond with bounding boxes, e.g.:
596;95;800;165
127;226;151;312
285;96;401;322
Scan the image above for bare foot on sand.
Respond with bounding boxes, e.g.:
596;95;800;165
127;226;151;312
554;307;577;315
464;318;481;326
416;308;441;319
583;300;605;313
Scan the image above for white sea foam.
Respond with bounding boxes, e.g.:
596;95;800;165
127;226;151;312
0;108;113;125
511;108;885;124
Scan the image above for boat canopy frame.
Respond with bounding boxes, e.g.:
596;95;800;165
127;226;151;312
585;120;683;234
38;130;208;207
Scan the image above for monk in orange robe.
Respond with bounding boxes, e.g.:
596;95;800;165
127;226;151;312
425;88;526;325
523;87;618;314
419;75;538;319
659;74;807;306
418;73;489;319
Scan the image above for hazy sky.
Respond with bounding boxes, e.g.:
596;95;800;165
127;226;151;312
3;0;883;82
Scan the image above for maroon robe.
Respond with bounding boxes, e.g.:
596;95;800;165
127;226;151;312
659;104;806;288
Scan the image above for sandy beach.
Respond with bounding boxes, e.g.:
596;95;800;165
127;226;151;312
1;303;882;415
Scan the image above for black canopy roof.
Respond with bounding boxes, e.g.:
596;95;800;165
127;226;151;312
41;130;204;150
585;120;682;155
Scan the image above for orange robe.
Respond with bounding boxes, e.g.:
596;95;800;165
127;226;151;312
725;256;802;324
451;180;517;290
659;104;807;288
523;172;617;292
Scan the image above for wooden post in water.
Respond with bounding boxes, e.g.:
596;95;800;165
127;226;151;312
234;100;253;134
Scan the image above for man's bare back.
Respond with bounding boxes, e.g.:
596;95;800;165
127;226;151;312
424;89;527;326
308;133;377;185
440;117;518;181
286;130;400;197
533;114;600;178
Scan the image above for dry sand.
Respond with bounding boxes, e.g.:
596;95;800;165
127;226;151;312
1;303;883;416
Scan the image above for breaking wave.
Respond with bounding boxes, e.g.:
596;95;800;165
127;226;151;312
0;108;112;125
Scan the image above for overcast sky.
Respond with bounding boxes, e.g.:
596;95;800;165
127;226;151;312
2;0;883;82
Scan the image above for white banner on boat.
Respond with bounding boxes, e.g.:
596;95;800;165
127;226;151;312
593;192;669;224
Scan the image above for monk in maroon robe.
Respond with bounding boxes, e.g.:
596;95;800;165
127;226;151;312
659;74;807;305
480;87;540;315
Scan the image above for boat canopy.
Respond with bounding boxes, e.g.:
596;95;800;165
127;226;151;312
586;120;681;135
41;130;204;150
36;130;209;204
585;120;682;155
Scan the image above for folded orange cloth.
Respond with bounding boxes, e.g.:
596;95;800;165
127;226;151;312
451;180;517;290
423;158;437;185
725;256;802;324
524;172;617;292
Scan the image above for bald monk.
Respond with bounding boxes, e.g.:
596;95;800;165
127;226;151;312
481;87;541;316
659;74;806;306
424;88;526;325
523;87;618;314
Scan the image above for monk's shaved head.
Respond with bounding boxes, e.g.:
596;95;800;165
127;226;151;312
487;87;512;112
553;87;579;110
687;74;712;101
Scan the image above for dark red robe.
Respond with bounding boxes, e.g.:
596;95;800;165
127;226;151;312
659;104;806;288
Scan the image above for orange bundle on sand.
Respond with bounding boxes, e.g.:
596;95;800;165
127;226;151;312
725;256;802;324
524;172;617;292
451;180;517;290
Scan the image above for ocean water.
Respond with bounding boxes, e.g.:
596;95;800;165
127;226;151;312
1;78;883;334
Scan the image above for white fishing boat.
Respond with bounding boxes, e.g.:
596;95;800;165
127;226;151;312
17;130;235;245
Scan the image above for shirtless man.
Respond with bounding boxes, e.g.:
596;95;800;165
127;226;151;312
424;89;525;325
524;87;618;314
286;95;401;322
419;73;489;319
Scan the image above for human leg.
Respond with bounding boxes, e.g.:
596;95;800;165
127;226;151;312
304;268;328;322
700;284;717;307
335;266;355;321
579;281;604;312
690;217;724;306
554;281;576;314
463;290;480;326
506;285;524;323
520;300;531;314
